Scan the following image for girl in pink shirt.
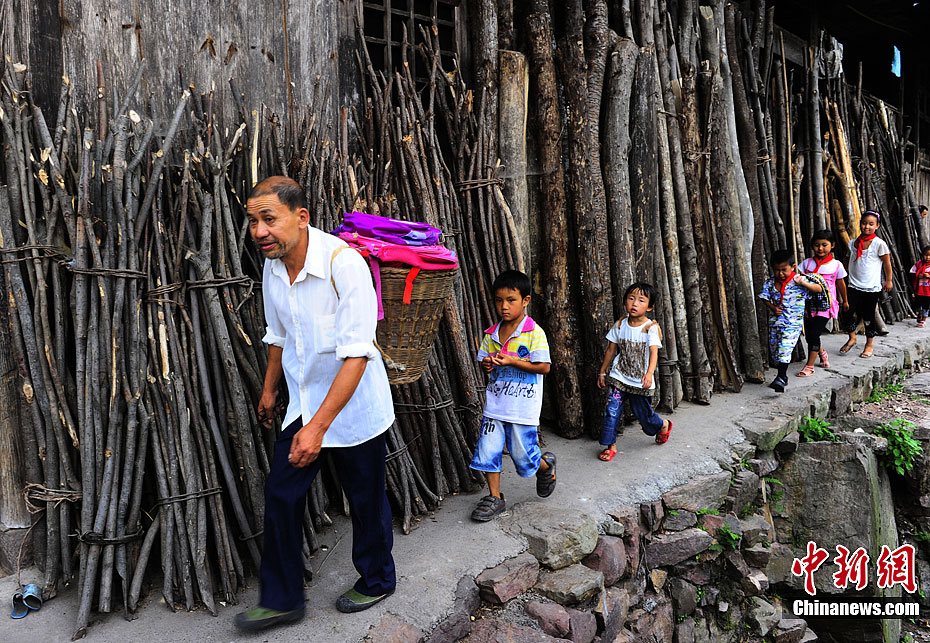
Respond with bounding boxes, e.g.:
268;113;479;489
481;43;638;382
797;230;848;377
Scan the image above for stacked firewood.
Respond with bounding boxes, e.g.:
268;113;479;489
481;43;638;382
0;0;924;638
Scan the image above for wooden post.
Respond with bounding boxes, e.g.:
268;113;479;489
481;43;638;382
498;50;530;276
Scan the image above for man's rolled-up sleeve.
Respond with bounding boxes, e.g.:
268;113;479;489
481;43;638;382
333;249;380;360
261;262;286;347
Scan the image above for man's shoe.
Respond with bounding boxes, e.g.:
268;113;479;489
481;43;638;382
335;588;394;613
471;494;506;522
234;606;305;631
768;377;786;393
536;452;557;498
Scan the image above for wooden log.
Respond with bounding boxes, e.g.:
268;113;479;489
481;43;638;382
526;3;585;438
602;39;639;310
498;50;530;275
653;2;712;403
557;0;615;431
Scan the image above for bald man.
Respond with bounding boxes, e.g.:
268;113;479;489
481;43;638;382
235;177;396;631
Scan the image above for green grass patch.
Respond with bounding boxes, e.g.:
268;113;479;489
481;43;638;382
695;507;720;516
874;419;924;476
798;416;838;443
866;381;904;403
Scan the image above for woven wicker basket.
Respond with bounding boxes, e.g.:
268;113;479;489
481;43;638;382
377;266;457;385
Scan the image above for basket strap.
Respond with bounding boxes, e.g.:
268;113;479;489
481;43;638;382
329;245;407;373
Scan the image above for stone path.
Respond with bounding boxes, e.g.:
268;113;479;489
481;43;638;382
1;323;927;642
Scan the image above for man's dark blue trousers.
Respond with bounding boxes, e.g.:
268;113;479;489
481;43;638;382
259;418;396;611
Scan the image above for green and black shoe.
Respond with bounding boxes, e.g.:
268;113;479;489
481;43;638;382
335;588;394;613
234;605;306;632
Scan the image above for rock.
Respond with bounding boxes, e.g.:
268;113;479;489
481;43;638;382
536;564;604;605
743;543;771;567
476;552;540;604
566;608;596;643
905;371;930;397
765;542;796;585
698;586;719;607
425;575;481;643
368;614;424;643
626;597;674;643
731;441;756;460
606;505;640;538
774;432;800;459
466;619;569;643
504;504;599;570
918;558;930;607
649;569;668;591
645;528;713;568
594;587;631;642
526;601;570;638
740;415;798;452
667;578;697;616
697;513;723;534
773;618;807;643
748;597;780;637
830;380;853;416
725;470;760;514
663;509;697;531
602;518;625;537
582;535;626;586
775;441;898;597
673;562;712;586
741;570;769;596
749;451;779;477
675;617;695;643
640;500;665;532
838;431;888;454
722;550;750;580
662;472;731;513
798;629;818;642
740;514;771;545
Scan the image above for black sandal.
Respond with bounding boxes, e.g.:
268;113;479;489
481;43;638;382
536;452;557;498
471;494;506;522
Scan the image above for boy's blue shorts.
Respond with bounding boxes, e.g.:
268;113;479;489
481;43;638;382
469;417;542;478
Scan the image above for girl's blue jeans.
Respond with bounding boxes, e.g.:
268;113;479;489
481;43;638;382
600;386;664;446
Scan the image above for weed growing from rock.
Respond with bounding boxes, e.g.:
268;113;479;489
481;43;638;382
716;524;742;551
874;418;924;476
798;416;838;442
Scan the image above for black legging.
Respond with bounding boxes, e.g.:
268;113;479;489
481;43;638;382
841;287;880;338
804;315;830;353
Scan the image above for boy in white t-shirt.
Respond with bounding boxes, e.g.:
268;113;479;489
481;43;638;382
469;270;556;522
595;282;673;462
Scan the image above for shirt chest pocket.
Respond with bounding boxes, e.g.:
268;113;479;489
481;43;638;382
312;314;337;353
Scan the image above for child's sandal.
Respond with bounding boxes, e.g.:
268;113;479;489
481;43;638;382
655;420;673;445
818;349;830;368
598;447;617;462
796;364;815;377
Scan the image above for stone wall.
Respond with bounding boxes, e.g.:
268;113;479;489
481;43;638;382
356;340;930;643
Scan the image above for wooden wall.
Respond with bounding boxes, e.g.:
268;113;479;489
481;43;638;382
3;0;360;127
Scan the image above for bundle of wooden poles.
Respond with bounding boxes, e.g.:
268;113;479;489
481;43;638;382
0;0;924;638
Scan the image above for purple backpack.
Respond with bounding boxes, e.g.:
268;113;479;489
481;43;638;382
332;211;442;247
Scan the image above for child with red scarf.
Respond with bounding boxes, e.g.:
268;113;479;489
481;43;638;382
759;250;824;393
796;229;848;377
840;211;892;358
910;244;930;328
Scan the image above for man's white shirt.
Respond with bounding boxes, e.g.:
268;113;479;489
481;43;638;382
261;226;395;446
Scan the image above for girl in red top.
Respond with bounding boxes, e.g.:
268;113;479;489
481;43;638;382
910;244;930;328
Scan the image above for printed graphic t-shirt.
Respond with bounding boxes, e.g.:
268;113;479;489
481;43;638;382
477;315;551;426
606;318;662;391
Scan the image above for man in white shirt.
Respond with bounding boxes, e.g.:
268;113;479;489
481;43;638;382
236;177;396;632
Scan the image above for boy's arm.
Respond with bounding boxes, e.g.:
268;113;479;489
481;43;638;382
598;342;618;388
642;344;660;389
881;252;893;291
793;274;823;293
